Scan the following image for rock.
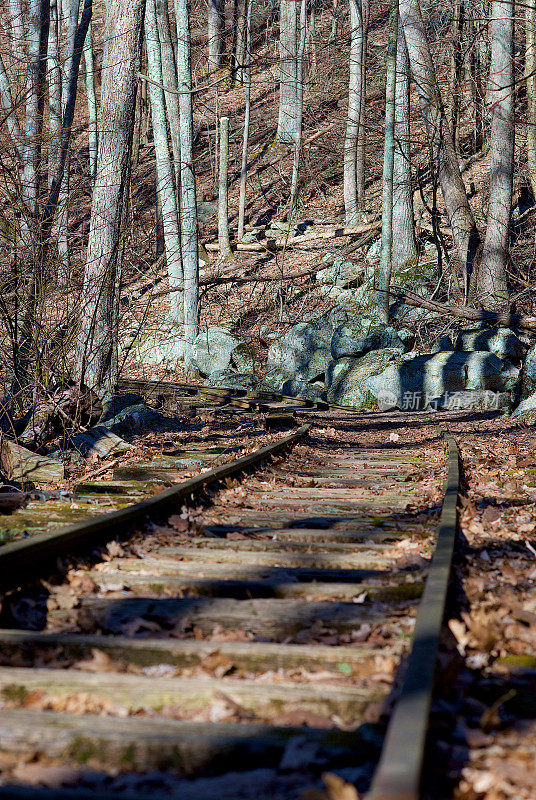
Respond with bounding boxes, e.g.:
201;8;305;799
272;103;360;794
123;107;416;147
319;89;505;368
370;351;520;411
266;322;332;384
135;323;186;367
432;390;512;412
331;324;404;360
520;342;536;399
397;327;416;351
204;371;256;390
327;348;404;408
455;326;526;364
193;327;257;377
513;391;536;421
281;378;327;402
433;335;455;352
315;256;362;287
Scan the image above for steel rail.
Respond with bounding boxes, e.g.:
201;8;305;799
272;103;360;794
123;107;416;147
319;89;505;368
0;425;310;596
367;433;460;800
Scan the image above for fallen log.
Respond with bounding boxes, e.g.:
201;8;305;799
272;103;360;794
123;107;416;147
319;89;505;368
389;286;536;334
0;439;65;484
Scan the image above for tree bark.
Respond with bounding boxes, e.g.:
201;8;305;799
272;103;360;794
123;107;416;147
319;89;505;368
145;0;183;322
218;116;231;255
289;0;307;220
392;28;417;271
399;0;479;296
155;0;181;182
477;0;514;308
47;0;62;190
9;0;25;64
76;0;145;395
84;19;98;182
208;0;225;68
175;0;199;366
526;0;536;198
233;0;248;84
378;0;398;322
57;0;81;284
277;0;299;144
22;0;49;242
344;0;367;225
237;0;252;240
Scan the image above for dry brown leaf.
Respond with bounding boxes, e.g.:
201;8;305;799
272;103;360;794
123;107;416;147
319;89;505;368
74;648;117;673
322;772;360;800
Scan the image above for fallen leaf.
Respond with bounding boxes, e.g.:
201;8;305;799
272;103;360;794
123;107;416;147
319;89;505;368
322;772;360;800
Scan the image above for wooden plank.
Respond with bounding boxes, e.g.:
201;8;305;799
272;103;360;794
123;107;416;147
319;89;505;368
66;597;406;636
0;709;364;772
159;539;391;554
106;558;392;582
0;667;384;723
91;571;424;602
144;547;393;568
0;440;64;484
0;629;379;670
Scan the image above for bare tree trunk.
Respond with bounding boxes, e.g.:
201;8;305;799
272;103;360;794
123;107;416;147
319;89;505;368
344;0;366;225
9;0;25;64
47;0;62;190
0;51;24;161
468;2;487;152
84;19;98;182
289;0;307;220
378;0;398;322
145;0;183;322
400;0;479;295
175;0;199;366
356;0;369;209
477;0;513;308
237;0;252;239
208;0;225;68
526;0;536;197
22;0;49;242
307;0;317;81
329;0;338;42
76;0;145;395
392;28;417;271
277;0;299;144
218;116;231;255
233;0;248;84
448;0;464;152
57;0;81;284
155;0;181;181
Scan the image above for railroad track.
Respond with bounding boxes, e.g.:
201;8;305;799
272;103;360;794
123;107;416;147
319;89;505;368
0;405;460;800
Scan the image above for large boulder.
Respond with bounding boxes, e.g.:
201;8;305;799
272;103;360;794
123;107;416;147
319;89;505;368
265;321;333;389
327;348;404;408
193;327;257;377
520;342;536;399
369;351;520;411
134;323;186;367
331;323;404;360
455;326;526;364
315;255;362;287
281;378;327;402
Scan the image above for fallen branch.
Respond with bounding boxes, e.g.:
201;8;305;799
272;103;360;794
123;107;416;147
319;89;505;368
147;226;379;300
389;286;536;334
205;219;381;253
